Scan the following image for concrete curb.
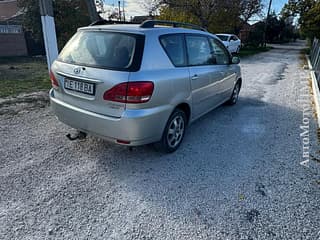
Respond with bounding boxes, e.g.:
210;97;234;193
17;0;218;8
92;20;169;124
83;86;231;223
306;55;320;127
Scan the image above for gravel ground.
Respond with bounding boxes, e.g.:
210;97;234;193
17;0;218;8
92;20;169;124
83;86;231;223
1;41;320;240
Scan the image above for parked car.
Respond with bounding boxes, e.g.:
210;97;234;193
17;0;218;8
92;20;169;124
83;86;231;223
50;20;242;152
216;34;241;54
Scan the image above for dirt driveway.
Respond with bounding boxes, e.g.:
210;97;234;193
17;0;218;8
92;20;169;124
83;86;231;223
0;41;319;240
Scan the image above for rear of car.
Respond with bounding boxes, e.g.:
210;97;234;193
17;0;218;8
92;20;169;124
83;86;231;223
50;27;172;145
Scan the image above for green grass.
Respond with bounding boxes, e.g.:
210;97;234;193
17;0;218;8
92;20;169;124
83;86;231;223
238;46;273;58
0;56;50;98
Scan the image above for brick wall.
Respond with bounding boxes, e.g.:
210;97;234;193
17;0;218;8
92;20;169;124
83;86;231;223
0;33;28;56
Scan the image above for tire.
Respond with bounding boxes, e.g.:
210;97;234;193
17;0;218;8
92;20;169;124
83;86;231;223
157;109;187;153
227;81;241;105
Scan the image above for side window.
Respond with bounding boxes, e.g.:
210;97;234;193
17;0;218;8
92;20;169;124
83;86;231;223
231;36;238;41
159;34;186;67
185;35;214;66
209;38;230;65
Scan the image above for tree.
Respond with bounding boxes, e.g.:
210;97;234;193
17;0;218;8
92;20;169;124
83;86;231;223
17;0;43;44
139;0;162;16
299;1;320;39
52;0;91;49
247;21;265;46
281;0;320;39
159;0;262;33
160;0;219;29
17;0;96;50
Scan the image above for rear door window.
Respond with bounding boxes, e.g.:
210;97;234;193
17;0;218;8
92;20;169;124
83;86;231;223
159;34;187;67
185;35;214;66
58;31;144;71
208;38;231;65
231;36;238;41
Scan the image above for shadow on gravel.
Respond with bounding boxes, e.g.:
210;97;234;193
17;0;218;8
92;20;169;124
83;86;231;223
90;96;313;217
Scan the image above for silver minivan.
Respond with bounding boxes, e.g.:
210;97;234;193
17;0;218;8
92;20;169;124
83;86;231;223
50;20;242;152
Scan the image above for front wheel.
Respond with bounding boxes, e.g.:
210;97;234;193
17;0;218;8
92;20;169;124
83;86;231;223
157;109;187;153
227;82;241;105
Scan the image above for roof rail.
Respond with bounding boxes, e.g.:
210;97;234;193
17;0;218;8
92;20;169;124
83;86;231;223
140;20;207;32
89;19;138;26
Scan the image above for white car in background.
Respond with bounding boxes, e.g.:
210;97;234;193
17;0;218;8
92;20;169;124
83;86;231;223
216;34;241;54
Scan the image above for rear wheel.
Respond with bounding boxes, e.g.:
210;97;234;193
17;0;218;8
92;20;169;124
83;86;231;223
157;109;187;153
227;81;241;105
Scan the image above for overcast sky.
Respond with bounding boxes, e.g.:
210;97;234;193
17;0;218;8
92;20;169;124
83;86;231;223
101;0;146;19
102;0;289;20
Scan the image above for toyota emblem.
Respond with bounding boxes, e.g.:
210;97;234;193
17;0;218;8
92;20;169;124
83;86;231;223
73;67;81;74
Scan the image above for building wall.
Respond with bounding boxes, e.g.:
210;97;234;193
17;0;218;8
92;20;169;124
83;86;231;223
0;32;27;56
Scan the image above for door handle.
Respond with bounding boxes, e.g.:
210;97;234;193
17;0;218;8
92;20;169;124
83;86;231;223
191;74;199;80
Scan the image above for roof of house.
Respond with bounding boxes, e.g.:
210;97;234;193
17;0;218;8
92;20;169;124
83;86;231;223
0;0;20;22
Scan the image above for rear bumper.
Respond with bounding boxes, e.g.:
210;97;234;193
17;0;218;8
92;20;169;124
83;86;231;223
49;89;171;146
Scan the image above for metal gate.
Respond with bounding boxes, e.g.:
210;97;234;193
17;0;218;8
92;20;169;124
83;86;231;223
310;38;320;86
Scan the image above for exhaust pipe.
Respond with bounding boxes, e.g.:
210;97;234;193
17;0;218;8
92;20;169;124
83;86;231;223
66;131;87;141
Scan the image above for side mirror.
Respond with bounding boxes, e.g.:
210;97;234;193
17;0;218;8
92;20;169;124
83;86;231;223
232;56;240;64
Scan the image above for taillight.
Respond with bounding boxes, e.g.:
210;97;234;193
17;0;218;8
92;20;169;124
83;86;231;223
126;82;154;103
103;81;154;104
50;70;59;88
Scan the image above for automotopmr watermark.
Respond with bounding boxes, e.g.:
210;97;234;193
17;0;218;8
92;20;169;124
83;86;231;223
299;73;312;167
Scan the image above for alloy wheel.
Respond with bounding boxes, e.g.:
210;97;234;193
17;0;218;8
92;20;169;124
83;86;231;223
166;115;185;148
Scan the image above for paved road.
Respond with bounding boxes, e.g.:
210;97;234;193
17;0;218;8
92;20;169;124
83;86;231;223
0;41;320;240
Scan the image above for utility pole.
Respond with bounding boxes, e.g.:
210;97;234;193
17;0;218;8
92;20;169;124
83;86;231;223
263;0;273;47
85;0;100;22
122;0;125;22
39;0;58;72
118;1;121;21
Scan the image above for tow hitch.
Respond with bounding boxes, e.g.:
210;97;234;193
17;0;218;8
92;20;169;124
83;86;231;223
66;131;87;141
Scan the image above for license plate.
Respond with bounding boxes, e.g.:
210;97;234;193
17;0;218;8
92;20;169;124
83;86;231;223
64;78;95;95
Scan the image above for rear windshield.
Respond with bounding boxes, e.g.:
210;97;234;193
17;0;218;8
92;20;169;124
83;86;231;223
58;31;143;71
216;35;229;41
